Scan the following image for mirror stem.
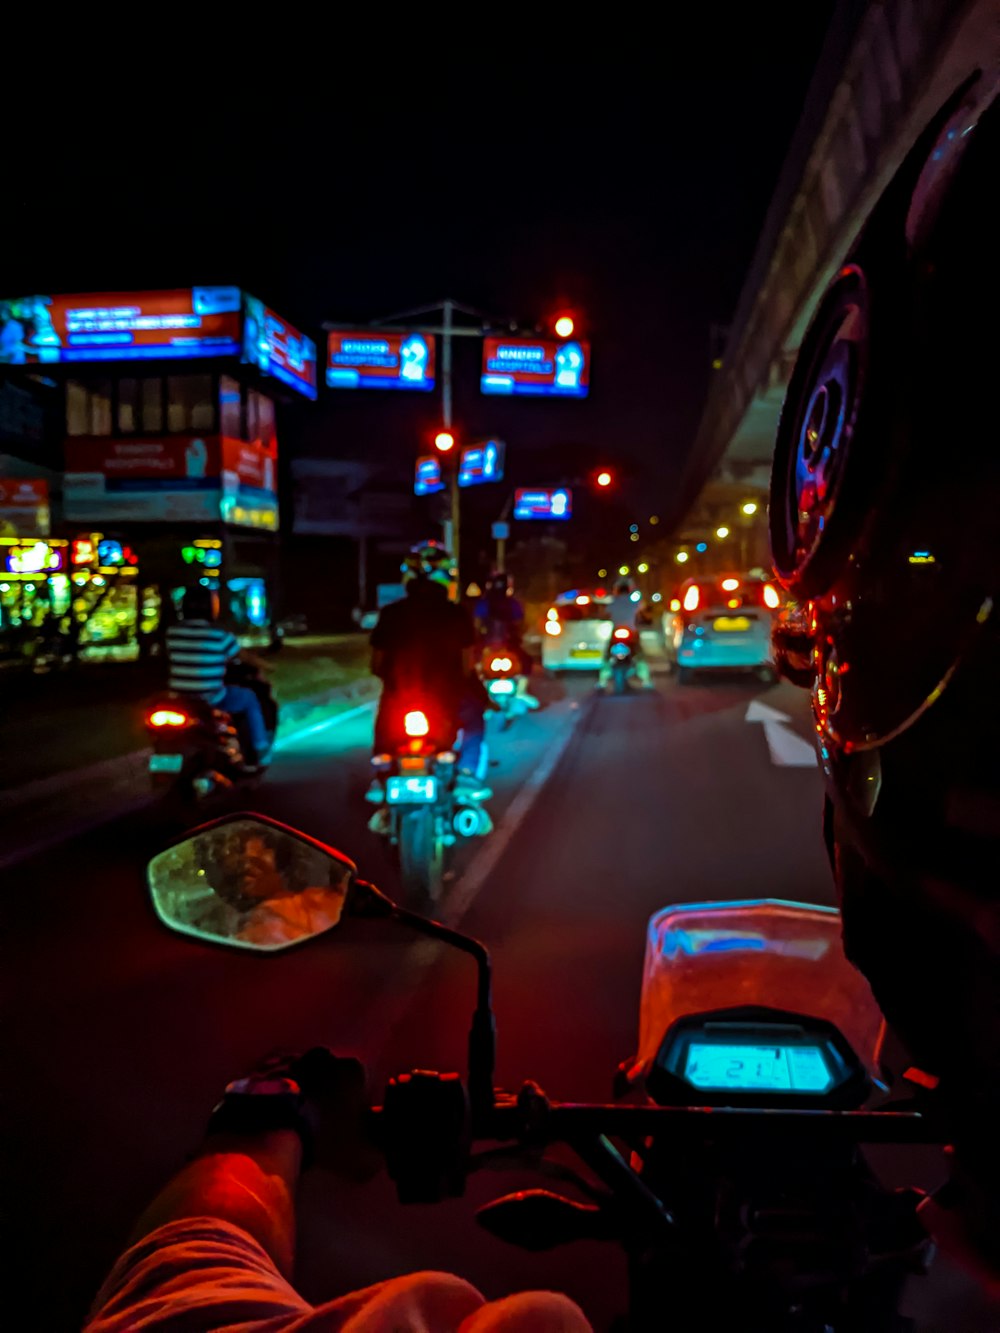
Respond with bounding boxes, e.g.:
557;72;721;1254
354;881;497;1131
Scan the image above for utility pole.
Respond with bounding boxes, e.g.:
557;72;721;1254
441;299;460;574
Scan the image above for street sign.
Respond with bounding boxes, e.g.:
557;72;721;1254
481;337;590;398
458;439;505;488
491;521;510;541
513;488;572;521
414;456;445;496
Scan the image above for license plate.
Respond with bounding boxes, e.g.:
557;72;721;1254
570;648;602;658
149;753;184;773
386;775;438;804
713;616;751;632
488;679;516;695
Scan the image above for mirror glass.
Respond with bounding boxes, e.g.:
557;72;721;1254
148;817;354;951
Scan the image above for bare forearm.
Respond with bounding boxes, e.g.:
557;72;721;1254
128;1130;302;1276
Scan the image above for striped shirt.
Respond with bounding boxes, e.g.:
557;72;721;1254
166;621;239;704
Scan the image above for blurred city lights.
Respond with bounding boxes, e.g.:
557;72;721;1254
676;551;689;564
596;470;612;487
741;501;758;516
630;533;639;542
618;564;630;576
434;431;455;452
716;526;730;539
598;567;608;578
651;592;662;603
629;524;639;533
649;516;659;525
696;542;708;553
554;315;575;338
637;562;649;573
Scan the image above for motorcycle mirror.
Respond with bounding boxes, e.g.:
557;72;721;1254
148;813;355;953
771;605;816;689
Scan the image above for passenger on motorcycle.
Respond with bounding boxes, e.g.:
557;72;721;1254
370;541;490;793
165;585;273;768
598;578;652;689
474;571;525;652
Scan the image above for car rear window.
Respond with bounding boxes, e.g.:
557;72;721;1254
683;581;773;612
553;603;611;621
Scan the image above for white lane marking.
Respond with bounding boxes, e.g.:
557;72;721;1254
274;700;376;752
745;698;817;767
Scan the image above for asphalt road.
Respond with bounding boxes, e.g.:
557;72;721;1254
5;670;983;1330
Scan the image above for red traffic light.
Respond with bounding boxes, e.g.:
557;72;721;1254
554;315;575;339
434;431;456;453
596;470;613;488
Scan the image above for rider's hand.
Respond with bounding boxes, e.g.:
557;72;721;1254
247;1048;381;1181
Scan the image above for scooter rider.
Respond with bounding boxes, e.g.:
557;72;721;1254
165;585;273;768
475;571;525;653
370;541;490;796
598;578;652;689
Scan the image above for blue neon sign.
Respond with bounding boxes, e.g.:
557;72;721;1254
414;456;445;496
513;488;572;520
458;440;505;488
481;337;590;398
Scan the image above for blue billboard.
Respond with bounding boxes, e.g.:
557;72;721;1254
458;440;505;488
328;330;436;391
481;337;590;398
513;487;572;520
414;456;445;496
242;294;318;400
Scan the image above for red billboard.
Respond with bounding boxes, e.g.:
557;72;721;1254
327;330;436;391
0;477;50;536
0;289;243;366
481;336;590;398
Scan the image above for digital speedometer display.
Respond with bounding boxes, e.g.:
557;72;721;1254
684;1042;833;1093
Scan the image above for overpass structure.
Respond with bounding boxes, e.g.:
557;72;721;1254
675;0;1000;558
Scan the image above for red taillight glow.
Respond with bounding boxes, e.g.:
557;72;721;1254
613;627;630;640
576;595;590;605
722;577;740;591
683;585;700;613
490;656;513;672
404;710;430;737
149;708;188;728
545;620;562;636
763;583;781;609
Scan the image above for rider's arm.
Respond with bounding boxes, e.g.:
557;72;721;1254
125;1129;302;1277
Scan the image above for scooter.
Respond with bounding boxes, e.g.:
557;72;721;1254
366;702;491;907
608;627;640;694
144;662;277;806
148;812;942;1332
479;644;537;729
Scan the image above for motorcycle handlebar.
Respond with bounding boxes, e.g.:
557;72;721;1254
368;1099;945;1146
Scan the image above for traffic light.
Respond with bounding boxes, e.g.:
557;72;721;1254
554;314;575;339
434;431;456;453
596;470;612;488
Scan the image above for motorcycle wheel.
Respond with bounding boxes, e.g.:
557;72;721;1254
613;665;628;696
397;807;446;907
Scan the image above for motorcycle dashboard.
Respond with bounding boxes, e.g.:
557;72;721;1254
650;1007;868;1109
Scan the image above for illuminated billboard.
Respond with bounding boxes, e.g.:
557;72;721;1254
414;456;445;496
242;294;317;400
513;488;572;520
0;289;243;365
481;337;590;398
458;440;505;488
327;330;436;391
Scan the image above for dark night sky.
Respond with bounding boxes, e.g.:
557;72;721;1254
6;12;834;516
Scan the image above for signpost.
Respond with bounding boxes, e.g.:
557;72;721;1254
513;488;573;520
414;456;445;496
458;439;505;488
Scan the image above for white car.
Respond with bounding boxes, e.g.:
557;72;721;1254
541;592;614;672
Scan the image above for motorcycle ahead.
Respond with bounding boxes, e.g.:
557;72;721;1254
479;644;535;729
367;702;491;907
608;626;640;694
148;813;942;1332
144;661;277;808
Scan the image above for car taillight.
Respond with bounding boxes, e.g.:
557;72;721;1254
763;583;780;609
613;627;630;640
683;585;700;612
545;620;562;636
670;598;681;612
490;656;513;672
722;577;740;591
149;708;188;728
404;710;430;737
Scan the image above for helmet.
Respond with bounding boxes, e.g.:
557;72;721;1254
402;540;456;588
181;584;219;621
614;578;632;596
769;76;1000;1109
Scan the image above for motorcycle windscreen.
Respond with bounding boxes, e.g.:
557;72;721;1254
636;899;884;1080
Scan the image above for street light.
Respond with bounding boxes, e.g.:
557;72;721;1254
598;568;608;578
434;431;456;452
716;526;730;539
676;551;689;564
637;562;649;574
618;564;630;576
649;515;659;525
741;501;758;516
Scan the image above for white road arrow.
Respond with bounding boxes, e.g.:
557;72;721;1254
745;699;818;768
